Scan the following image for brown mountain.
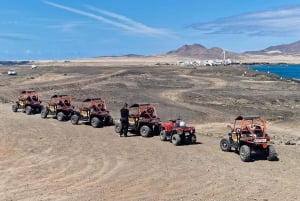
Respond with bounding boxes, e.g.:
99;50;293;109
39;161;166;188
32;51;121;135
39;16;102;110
245;40;300;55
165;43;239;59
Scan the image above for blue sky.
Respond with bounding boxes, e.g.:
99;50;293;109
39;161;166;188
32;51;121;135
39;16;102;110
1;0;300;60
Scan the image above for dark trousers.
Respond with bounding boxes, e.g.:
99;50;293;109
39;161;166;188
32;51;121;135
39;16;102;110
120;118;129;136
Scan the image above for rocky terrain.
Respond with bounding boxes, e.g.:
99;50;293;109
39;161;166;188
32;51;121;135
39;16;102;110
0;59;299;200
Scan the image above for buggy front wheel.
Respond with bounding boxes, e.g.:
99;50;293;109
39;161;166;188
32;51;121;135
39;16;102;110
25;106;32;115
140;125;151;137
220;138;231;152
41;108;48;118
105;116;114;126
71;114;80;125
172;134;181;146
240;145;251;162
160;130;167;141
57;112;66;121
114;122;122;133
12;104;18;112
267;145;277;161
91;117;102;128
153;125;161;135
190;134;197;144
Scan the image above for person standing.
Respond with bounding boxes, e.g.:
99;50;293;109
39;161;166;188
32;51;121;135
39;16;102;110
120;103;129;137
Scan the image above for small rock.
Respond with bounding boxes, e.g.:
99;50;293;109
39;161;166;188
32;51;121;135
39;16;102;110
285;140;296;145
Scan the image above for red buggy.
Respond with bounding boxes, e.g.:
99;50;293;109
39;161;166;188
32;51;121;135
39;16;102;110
71;98;114;128
160;119;197;146
12;90;42;115
220;115;277;162
41;95;75;121
114;103;161;137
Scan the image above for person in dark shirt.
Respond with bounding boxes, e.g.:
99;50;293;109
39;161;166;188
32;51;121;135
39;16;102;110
120;103;129;137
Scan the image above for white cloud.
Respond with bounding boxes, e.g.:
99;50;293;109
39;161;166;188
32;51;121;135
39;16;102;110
46;21;84;32
191;6;300;37
43;1;174;38
85;6;171;37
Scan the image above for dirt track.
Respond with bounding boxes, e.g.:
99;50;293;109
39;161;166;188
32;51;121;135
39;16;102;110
0;61;300;200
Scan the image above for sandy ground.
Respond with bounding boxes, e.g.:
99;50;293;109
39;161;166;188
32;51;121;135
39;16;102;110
0;59;300;201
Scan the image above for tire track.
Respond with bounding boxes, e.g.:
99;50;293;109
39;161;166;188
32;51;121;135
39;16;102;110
159;76;227;119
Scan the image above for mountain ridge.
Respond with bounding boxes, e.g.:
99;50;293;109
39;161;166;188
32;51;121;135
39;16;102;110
162;40;300;59
165;43;239;59
245;40;300;55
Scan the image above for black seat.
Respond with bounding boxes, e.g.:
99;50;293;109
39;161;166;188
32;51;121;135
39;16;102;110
254;126;263;137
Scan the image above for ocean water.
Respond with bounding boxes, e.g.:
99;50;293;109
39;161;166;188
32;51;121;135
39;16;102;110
248;64;300;80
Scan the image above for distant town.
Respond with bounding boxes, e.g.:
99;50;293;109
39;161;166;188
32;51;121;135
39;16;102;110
176;58;232;66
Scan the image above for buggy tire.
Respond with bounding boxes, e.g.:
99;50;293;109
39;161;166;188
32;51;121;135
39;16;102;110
140;125;151;137
57;112;66;121
106;116;114;126
190;134;197;144
25;106;32;115
220;138;231;152
12;104;18;112
35;107;41;114
240;145;251;162
267;145;277;161
91;117;101;128
160;130;167;141
114;122;121;133
41;107;48;118
71;114;80;125
172;134;181;146
153;125;161;135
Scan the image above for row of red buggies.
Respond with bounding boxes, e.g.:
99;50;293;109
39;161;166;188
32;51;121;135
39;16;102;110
12;90;196;146
12;90;277;161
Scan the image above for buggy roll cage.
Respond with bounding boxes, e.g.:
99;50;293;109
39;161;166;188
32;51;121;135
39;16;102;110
50;95;72;107
233;115;266;136
129;103;158;119
19;90;40;102
80;98;107;111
